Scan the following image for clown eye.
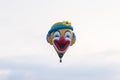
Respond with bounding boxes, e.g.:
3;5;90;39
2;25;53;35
64;31;71;39
54;31;60;38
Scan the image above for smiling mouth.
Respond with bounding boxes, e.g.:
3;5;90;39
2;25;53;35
54;40;70;52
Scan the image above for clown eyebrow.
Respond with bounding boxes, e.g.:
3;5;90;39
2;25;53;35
64;30;71;34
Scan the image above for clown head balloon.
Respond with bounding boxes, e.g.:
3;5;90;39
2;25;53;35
46;21;76;62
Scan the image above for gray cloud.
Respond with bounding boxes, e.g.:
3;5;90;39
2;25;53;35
0;50;120;80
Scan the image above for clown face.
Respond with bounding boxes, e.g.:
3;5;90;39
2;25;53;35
52;29;72;54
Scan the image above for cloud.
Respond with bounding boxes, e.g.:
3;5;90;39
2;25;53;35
0;69;11;75
0;69;11;80
0;50;120;80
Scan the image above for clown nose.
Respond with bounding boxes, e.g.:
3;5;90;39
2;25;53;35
59;37;66;43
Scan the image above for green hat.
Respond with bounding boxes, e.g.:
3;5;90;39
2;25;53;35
48;21;73;35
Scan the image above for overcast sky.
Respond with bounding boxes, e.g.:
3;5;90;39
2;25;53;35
0;0;120;80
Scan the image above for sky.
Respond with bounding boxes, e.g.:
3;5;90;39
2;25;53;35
0;0;120;80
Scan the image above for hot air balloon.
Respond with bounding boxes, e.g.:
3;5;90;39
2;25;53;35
46;21;76;63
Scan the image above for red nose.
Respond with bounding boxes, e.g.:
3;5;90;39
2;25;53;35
59;37;66;43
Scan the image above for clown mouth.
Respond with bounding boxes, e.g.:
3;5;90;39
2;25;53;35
54;40;70;52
